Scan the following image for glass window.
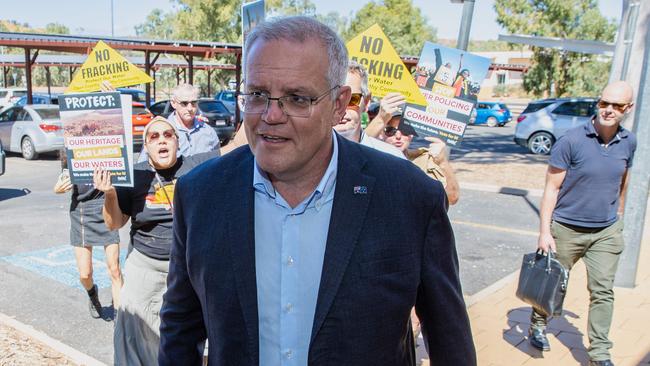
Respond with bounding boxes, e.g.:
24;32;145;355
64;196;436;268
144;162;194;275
522;102;553;114
149;102;167;116
0;91;7;98
477;103;488;109
0;108;17;122
220;92;235;102
552;101;594;117
132;106;148;115
13;90;27;97
34;108;60;119
18;109;32;121
200;100;229;113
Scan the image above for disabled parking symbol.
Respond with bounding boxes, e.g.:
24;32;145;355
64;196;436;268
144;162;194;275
1;245;127;290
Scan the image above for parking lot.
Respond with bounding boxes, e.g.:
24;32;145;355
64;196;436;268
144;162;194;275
0;121;549;364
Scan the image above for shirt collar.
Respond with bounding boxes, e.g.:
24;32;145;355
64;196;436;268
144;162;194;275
585;118;629;138
169;112;203;132
253;133;339;212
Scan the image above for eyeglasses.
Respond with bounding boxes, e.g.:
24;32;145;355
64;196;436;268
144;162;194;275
238;85;340;118
348;93;363;107
147;129;176;143
177;100;198;108
597;100;630;113
383;126;400;137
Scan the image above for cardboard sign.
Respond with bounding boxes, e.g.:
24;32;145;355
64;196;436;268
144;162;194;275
347;24;426;106
66;41;154;93
402;42;491;146
60;92;133;186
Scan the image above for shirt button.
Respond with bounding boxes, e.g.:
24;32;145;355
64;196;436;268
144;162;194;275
285;303;293;313
285;349;293;359
287;256;294;266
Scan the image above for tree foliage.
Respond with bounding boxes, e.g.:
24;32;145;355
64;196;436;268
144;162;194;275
344;0;436;56
494;0;616;97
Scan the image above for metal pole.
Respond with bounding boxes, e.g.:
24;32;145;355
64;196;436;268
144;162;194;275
456;0;475;51
615;22;650;288
111;0;115;37
621;1;640;80
24;48;32;105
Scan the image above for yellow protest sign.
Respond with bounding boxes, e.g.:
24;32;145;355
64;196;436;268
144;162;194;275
346;24;426;106
66;41;154;93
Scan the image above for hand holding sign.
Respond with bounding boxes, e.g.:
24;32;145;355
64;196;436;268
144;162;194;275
377;92;406;124
93;167;115;194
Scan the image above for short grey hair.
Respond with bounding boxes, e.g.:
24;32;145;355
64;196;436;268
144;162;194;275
245;16;348;98
348;60;369;96
171;83;199;100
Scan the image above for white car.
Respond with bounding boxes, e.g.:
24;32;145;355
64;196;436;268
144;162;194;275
0;88;28;109
0;104;63;160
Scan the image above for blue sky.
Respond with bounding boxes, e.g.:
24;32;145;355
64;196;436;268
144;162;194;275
2;0;622;41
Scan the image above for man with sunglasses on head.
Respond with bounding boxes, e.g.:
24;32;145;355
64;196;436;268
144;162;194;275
529;81;637;366
334;60;406;159
159;16;475;366
94;116;201;365
138;83;220;163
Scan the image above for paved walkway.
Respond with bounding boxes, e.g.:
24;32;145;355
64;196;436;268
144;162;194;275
464;228;650;365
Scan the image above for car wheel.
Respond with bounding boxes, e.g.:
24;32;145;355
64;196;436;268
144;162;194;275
486;116;498;127
528;132;554;155
21;136;38;160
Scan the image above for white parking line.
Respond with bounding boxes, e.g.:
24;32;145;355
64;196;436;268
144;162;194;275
451;219;538;237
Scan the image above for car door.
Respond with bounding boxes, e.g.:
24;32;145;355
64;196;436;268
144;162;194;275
0;107;18;152
476;103;489;123
550;101;592;138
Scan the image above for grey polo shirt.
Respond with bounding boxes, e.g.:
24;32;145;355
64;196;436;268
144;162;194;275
550;120;636;228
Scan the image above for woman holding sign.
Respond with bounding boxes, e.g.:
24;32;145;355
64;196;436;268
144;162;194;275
53;149;123;319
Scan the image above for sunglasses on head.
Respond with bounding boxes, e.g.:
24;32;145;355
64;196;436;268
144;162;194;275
147;129;176;143
177;100;198;107
347;93;363;107
597;100;629;113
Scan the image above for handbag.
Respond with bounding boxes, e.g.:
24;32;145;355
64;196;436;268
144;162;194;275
515;250;569;317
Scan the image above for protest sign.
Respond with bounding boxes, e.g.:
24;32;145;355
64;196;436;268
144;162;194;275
347;24;426;106
403;42;491;146
60;92;133;186
66;41;154;93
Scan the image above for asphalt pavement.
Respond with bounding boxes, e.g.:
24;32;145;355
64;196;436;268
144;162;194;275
0;124;545;363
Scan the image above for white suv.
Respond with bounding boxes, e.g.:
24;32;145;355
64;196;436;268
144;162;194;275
514;98;597;155
0;88;28;109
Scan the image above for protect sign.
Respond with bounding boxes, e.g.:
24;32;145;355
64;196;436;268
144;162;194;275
403;41;491;146
346;24;426;106
66;41;154;93
60;92;134;186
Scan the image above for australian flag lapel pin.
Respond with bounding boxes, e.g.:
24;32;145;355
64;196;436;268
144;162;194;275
353;185;368;194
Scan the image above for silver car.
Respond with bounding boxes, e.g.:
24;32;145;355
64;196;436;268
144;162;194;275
514;98;597;155
0;105;63;160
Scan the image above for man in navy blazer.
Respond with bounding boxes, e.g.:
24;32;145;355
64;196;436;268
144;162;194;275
159;16;475;366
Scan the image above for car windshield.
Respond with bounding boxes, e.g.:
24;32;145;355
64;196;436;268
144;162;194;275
498;104;508;110
34;108;60;119
200;101;227;113
132;106;148;115
522;102;554;114
220;92;235;102
13;91;27;97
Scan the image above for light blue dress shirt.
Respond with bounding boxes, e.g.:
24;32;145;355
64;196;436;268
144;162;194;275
137;112;219;162
254;134;338;366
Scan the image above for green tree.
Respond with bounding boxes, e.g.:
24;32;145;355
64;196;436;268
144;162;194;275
344;0;436;56
494;0;616;97
134;9;174;39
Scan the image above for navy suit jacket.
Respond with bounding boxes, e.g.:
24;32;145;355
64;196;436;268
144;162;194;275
159;135;476;365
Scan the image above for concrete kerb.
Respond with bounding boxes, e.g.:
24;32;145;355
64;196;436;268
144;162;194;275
0;312;106;366
459;181;541;307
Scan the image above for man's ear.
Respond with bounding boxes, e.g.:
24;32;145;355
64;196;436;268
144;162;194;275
333;85;352;126
625;103;635;114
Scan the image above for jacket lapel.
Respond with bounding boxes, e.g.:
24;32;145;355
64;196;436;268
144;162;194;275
310;137;375;343
225;149;259;362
